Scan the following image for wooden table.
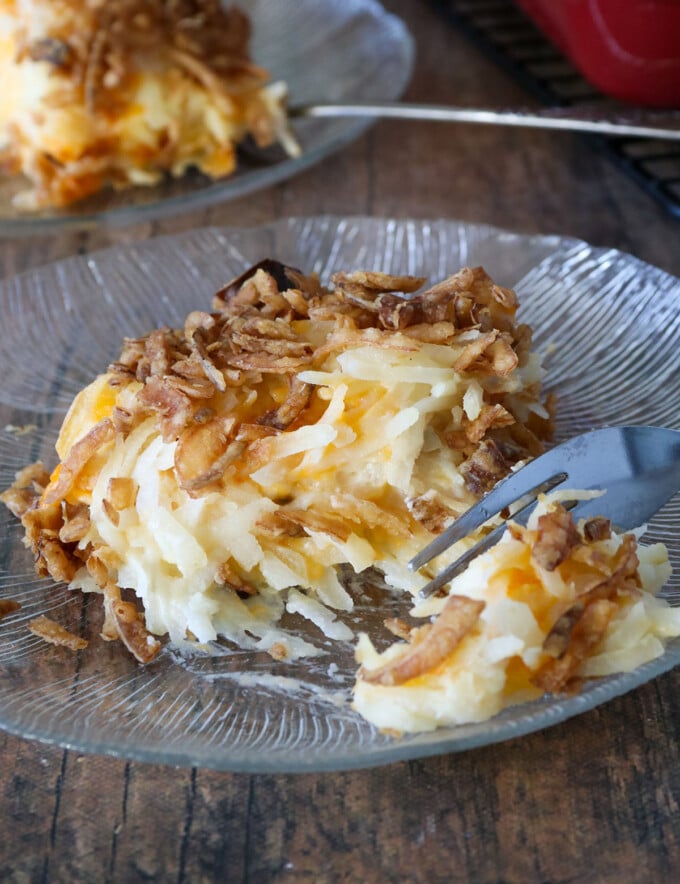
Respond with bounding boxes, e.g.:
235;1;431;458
2;2;679;881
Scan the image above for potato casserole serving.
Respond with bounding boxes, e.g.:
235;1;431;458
0;0;296;208
2;259;678;733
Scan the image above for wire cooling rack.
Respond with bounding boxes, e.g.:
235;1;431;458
431;0;680;219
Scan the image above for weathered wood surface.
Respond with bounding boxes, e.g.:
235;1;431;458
2;1;679;881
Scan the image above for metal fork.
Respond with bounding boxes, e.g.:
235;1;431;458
410;426;680;599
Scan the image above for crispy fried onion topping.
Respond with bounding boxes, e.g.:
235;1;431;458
383;618;414;641
257;508;352;542
406;492;456;535
459;439;513;495
532;526;640;692
43;419;115;506
454;330;516;375
104;587;161;664
257;377;311;430
174;417;243;495
582;516;611;543
532;599;618;694
28;615;88;651
58;503;91;543
0;599;21;621
23;500;81;583
532;504;582;572
360;595;485;686
0;462;51;518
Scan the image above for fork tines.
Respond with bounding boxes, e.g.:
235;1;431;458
411;471;568;599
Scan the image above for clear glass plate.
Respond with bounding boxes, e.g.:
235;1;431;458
0;0;413;235
1;217;679;773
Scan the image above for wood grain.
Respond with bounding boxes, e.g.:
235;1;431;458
2;1;680;881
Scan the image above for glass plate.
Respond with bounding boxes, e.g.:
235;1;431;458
0;0;413;235
1;217;679;773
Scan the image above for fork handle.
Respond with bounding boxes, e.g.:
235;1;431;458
292;102;680;141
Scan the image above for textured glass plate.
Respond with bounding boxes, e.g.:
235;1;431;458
0;0;413;235
1;217;679;773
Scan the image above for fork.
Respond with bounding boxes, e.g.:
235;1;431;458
410;426;680;599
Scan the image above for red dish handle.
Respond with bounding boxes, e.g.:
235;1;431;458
515;0;680;107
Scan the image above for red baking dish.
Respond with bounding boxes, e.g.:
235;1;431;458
514;0;680;107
